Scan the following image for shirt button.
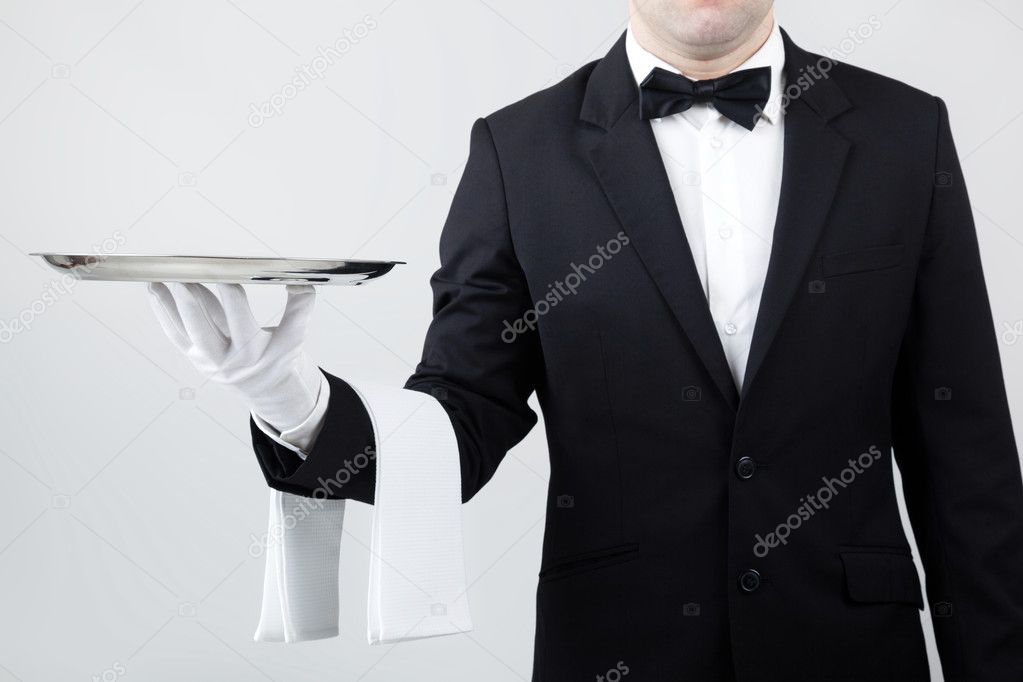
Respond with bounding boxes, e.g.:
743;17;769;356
735;456;757;480
718;226;734;240
724;322;738;336
738;569;761;593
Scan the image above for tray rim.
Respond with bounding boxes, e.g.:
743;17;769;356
30;253;406;265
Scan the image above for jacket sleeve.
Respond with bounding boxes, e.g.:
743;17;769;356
403;117;542;501
250;117;542;504
891;96;1023;680
250;372;377;504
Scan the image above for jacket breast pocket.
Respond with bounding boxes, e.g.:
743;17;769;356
839;546;923;609
822;244;905;278
538;543;639;584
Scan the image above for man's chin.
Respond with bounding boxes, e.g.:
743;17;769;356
675;16;747;48
666;3;764;49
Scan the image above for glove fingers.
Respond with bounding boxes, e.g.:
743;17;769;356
188;283;230;336
278;285;316;333
263;285;314;358
215;283;259;340
148;282;191;352
165;282;229;355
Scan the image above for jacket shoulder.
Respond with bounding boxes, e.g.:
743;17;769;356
482;60;600;137
826;57;940;115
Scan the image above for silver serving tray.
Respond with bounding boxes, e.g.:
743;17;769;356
32;253;404;285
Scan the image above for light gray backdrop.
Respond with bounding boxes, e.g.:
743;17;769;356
1;0;1021;680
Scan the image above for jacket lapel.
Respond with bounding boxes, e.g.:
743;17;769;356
740;32;853;400
579;31;853;410
582;36;740;411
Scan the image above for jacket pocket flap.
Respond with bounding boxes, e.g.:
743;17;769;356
822;244;904;277
539;543;639;582
840;548;923;608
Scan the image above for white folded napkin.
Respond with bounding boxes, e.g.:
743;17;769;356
253;381;471;644
255;490;345;643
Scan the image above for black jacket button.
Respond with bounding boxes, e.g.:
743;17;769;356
739;569;761;593
735;456;757;480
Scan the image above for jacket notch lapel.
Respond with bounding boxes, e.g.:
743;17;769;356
740;35;854;401
587;98;741;411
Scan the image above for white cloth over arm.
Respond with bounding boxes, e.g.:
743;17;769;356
251;379;472;644
254;489;345;642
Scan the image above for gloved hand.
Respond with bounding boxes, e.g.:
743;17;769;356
148;282;322;433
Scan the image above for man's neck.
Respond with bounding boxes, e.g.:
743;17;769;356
630;10;775;80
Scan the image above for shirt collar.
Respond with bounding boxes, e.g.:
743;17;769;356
625;21;787;126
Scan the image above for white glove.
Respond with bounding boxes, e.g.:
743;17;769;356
148;282;322;433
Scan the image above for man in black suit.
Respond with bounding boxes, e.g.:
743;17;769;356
150;0;1023;679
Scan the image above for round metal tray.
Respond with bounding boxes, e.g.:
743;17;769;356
32;253;404;285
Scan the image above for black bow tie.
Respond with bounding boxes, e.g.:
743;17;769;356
639;66;772;131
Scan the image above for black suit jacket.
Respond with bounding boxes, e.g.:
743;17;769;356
252;30;1023;681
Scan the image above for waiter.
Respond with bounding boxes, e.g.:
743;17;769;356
148;0;1023;679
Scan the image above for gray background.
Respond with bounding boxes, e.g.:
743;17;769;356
1;0;1021;679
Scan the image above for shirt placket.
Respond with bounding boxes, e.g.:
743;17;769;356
699;118;751;388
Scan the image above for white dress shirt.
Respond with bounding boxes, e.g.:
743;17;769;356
252;21;787;644
626;21;786;388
